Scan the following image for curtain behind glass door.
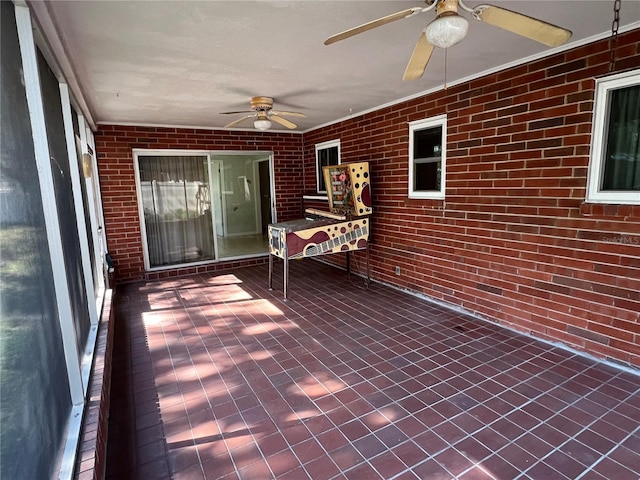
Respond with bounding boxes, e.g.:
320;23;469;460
138;155;213;267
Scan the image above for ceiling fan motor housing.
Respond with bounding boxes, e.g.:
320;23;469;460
251;96;274;111
436;0;459;16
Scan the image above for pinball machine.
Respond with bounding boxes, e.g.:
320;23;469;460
268;162;373;299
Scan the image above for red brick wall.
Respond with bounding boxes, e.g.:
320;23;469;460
95;126;304;282
96;31;640;368
303;30;640;368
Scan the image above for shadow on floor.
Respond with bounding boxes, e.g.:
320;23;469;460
106;260;640;480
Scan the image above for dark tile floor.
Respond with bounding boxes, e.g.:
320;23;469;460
106;260;640;480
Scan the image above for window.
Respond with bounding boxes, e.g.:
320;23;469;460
587;70;640;204
315;139;340;194
409;115;447;199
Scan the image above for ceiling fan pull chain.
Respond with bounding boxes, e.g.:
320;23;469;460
609;0;621;72
444;47;448;90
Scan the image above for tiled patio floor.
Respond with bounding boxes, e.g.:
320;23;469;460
106;260;640;480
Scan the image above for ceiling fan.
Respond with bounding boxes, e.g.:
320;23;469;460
221;96;306;130
324;0;572;81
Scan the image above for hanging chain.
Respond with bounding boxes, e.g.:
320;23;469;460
609;0;621;71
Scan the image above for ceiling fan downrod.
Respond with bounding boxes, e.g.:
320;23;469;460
609;0;621;72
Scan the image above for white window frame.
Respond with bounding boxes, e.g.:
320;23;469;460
15;5;106;479
315;139;340;194
409;115;447;199
586;69;640;205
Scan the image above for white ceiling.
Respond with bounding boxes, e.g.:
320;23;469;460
32;1;640;132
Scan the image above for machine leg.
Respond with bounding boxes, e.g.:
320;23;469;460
283;254;289;301
268;253;273;290
366;244;371;285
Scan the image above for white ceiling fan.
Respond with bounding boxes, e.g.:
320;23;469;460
325;0;573;81
221;96;306;130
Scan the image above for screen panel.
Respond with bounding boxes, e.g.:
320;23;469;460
0;3;72;478
37;49;91;355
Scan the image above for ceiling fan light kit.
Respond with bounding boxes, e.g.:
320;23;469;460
425;12;469;48
254;118;272;131
324;0;572;81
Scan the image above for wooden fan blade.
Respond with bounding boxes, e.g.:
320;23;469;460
220;110;253;115
473;5;572;47
403;32;435;81
224;115;253;128
272;110;306;118
270;114;297;129
325;7;424;45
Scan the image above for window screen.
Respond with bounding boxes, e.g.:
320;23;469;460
0;3;72;478
38;49;91;356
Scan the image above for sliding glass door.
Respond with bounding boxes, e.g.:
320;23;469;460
135;151;272;269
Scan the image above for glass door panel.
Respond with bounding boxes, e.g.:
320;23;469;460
210;153;271;259
138;155;214;267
